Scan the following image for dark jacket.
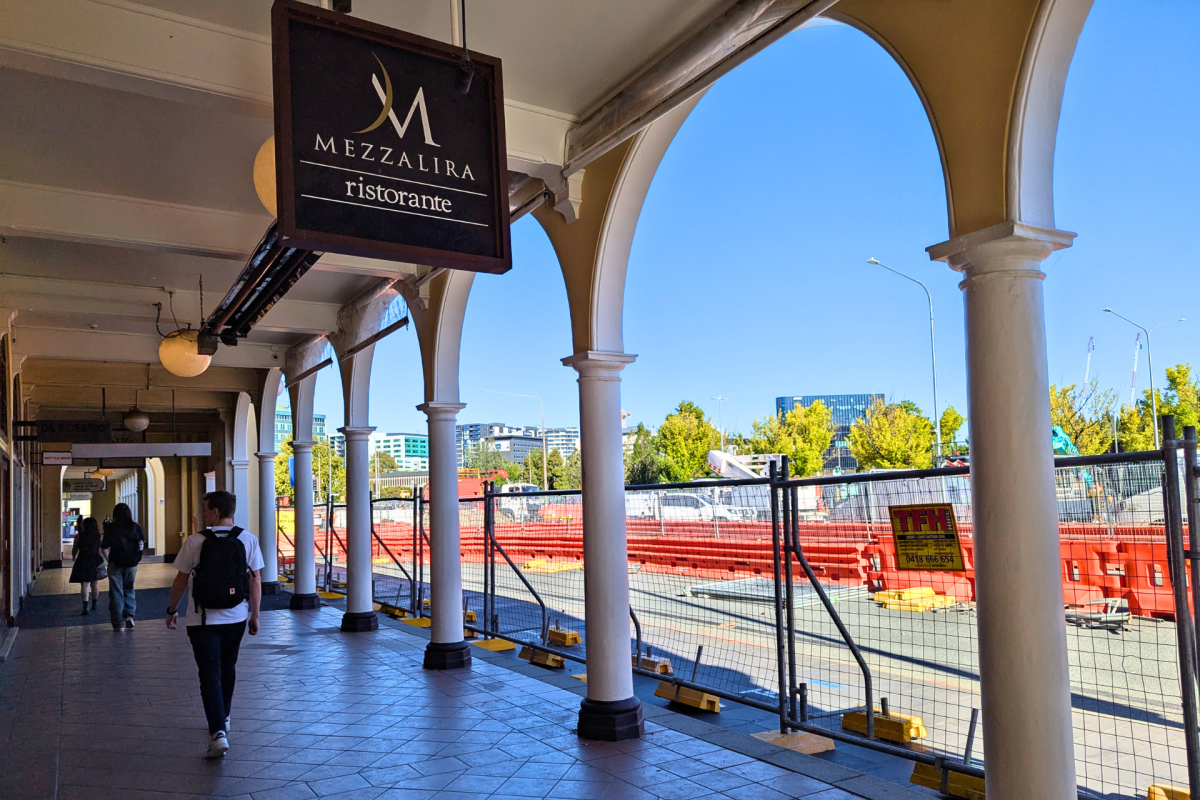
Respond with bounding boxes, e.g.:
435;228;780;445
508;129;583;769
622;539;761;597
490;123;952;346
102;520;145;568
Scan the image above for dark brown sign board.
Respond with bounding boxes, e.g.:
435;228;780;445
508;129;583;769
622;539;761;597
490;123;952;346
36;420;111;444
70;458;148;469
272;0;510;274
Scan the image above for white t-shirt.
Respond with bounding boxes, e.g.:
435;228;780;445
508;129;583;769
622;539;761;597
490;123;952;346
174;526;265;626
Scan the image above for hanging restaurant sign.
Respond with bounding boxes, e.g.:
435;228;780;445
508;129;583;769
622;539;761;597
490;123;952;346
271;0;510;274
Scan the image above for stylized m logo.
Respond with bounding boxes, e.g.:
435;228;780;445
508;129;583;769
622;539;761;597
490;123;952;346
355;53;439;147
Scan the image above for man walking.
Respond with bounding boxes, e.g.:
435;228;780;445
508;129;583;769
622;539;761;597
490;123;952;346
102;503;145;631
166;491;263;758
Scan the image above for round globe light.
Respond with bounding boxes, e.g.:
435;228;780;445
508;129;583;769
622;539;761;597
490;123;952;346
158;329;211;378
253;136;277;217
124;409;150;432
92;468;114;478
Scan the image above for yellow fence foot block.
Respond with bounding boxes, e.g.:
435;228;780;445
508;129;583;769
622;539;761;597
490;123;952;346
571;673;588;682
548;627;582;647
842;710;927;743
522;558;583;574
402;617;432;628
318;591;344;600
910;763;985;800
633;655;673;674
654;681;721;712
472;638;516;652
464;610;477;623
518;646;566;668
464;628;477;639
1147;785;1191;800
752;730;835;755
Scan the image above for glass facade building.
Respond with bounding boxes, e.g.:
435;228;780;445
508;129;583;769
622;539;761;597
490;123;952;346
274;410;327;449
776;393;883;472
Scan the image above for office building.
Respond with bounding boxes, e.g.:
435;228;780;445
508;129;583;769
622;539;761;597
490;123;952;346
274;409;327;449
455;422;537;466
776;394;883;472
371;432;430;472
545;427;581;458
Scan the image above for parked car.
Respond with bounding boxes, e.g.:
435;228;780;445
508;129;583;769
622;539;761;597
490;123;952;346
642;492;756;522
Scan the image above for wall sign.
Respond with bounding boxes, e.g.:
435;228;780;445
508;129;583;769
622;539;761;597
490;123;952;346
272;0;510;274
36;420;111;444
64;478;105;493
887;503;966;571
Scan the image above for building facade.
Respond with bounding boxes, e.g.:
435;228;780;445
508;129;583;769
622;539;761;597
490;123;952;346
545;427;581;458
371;432;429;472
275;409;327;449
776;394;883;472
455;422;580;467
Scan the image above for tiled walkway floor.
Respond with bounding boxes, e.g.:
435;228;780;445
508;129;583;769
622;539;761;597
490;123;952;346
0;568;918;800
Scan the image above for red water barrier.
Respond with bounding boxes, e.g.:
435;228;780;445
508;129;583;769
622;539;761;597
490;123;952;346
351;518;1193;620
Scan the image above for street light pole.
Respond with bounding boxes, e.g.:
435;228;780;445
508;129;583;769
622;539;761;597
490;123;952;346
869;259;941;458
481;389;548;490
1103;308;1186;449
712;395;728;450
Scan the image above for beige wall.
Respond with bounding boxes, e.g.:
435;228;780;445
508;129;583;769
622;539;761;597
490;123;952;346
161;457;184;556
39;466;62;565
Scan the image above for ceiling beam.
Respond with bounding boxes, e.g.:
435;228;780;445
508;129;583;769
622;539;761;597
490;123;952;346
12;326;284;369
0;273;339;336
0;0;571;174
565;0;838;173
28;385;235;412
0;180;424;279
21;359;262;393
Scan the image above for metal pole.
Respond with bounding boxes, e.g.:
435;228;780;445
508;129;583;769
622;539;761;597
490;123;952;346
869;259;940;457
1184;426;1200;679
1105;309;1186;449
1161;415;1200;798
479;389;548;490
769;460;789;735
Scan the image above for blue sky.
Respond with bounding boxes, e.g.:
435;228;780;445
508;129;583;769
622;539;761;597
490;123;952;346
303;1;1200;440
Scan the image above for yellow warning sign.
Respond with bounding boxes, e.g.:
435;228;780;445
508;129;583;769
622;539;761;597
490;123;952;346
888;503;965;571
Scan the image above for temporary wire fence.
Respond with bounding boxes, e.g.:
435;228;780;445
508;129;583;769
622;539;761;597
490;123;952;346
460;428;1200;800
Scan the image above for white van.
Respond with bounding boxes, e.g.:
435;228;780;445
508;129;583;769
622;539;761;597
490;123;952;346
497;482;542;522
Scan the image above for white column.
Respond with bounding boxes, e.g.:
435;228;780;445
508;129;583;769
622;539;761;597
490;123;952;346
418;402;470;669
231;459;250;529
288;441;320;609
929;222;1076;800
256;452;281;591
340;426;379;631
563;351;642;740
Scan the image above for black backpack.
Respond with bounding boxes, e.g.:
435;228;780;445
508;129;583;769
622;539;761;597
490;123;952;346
108;523;144;568
191;528;249;623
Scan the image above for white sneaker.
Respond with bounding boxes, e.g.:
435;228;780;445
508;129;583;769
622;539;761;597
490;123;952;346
205;731;229;759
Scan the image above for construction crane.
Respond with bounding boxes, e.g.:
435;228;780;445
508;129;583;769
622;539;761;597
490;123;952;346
1129;333;1142;406
1082;336;1094;385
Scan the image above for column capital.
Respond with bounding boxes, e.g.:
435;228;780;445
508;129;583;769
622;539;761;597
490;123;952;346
417;402;466;422
291;440;314;451
927;221;1075;274
562;350;637;378
338;426;376;441
230;459;251;469
255;451;276;460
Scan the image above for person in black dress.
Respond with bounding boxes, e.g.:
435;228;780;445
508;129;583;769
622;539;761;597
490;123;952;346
69;517;105;615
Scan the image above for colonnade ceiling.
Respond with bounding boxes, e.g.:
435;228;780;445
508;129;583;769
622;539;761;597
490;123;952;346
0;0;1082;395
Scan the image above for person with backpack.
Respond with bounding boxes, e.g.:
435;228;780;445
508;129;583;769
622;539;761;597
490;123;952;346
165;490;263;759
101;503;145;631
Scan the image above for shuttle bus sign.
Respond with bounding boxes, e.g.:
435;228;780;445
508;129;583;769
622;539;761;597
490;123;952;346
888;503;965;571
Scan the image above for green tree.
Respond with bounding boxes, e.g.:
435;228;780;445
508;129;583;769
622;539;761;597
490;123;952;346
371;450;398;474
624;423;662;485
939;405;966;450
523;447;568;490
1049;380;1116;455
654;401;720;482
847;399;935;470
564;448;582;490
1119;363;1200;451
274;439;345;503
746;401;833;477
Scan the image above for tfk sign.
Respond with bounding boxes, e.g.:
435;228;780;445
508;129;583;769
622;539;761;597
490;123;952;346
271;1;511;274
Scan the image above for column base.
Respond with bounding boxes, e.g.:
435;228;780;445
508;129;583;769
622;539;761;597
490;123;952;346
423;640;472;670
578;696;644;741
289;593;321;610
341;611;379;632
261;581;283;596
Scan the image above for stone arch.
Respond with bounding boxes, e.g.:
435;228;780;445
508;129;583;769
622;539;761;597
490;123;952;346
407;269;475;404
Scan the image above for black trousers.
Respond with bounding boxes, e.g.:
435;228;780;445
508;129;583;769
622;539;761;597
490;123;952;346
186;621;246;734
